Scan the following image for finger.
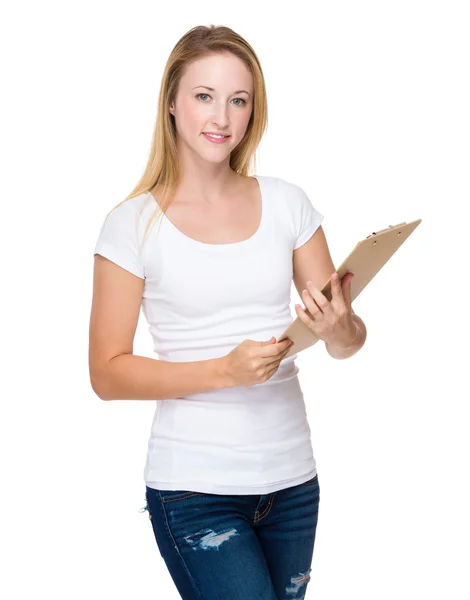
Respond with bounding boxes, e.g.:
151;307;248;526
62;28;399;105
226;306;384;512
273;342;293;358
265;363;279;379
330;271;344;303
306;281;330;313
331;271;351;313
266;346;291;368
295;302;319;329
276;342;293;357
342;273;354;308
262;340;292;358
275;340;293;353
301;288;322;319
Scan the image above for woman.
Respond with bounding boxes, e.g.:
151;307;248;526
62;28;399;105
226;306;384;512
89;24;366;600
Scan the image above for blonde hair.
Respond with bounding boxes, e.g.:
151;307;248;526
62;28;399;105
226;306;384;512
105;24;269;257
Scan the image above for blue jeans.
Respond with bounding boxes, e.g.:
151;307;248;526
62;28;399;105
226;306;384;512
141;473;320;599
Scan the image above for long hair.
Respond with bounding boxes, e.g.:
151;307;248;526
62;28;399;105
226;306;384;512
104;24;268;255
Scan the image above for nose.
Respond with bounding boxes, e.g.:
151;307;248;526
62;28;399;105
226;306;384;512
209;104;230;129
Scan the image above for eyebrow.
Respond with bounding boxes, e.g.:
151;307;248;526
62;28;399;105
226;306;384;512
193;85;250;96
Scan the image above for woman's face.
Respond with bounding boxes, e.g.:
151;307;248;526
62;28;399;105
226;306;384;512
169;52;254;164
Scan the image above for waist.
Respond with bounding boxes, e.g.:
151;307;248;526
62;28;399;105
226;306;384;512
149;373;308;448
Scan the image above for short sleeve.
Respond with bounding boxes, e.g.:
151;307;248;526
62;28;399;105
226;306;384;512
93;199;145;279
293;185;324;250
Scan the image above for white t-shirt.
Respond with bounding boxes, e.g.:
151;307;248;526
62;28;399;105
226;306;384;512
93;175;324;495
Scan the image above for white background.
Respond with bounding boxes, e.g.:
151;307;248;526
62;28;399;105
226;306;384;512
2;1;469;598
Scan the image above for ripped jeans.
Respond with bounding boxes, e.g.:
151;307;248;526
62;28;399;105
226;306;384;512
140;473;320;599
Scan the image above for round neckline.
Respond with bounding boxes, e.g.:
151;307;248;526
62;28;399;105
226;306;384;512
147;175;265;252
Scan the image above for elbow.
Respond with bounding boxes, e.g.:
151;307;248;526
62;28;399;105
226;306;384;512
90;371;111;401
353;314;367;338
91;381;109;401
353;314;368;352
89;349;117;400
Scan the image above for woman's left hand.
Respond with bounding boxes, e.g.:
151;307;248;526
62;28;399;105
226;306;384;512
295;271;358;347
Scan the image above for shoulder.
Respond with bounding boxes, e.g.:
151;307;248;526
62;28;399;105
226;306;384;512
100;192;157;234
255;175;312;213
105;192;151;220
95;193;157;250
255;174;305;195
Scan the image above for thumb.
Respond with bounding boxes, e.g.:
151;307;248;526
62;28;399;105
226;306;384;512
263;336;276;345
343;273;354;307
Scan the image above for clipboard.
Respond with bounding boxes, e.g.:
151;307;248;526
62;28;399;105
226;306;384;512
278;218;422;357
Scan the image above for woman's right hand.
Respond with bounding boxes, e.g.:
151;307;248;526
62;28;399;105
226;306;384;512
222;336;294;388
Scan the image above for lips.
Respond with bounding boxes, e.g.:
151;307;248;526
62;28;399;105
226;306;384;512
202;132;230;144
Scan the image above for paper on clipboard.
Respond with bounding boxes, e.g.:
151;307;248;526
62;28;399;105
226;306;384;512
278;218;422;357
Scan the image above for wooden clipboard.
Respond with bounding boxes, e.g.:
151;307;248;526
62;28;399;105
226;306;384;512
278;218;422;357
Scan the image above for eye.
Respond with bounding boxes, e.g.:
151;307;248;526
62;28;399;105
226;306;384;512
196;93;247;106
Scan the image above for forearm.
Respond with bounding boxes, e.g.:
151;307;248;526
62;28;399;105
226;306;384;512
95;353;230;401
325;314;367;360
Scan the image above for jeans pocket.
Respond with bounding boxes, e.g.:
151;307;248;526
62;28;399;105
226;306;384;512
300;473;319;487
160;490;205;503
146;485;205;504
